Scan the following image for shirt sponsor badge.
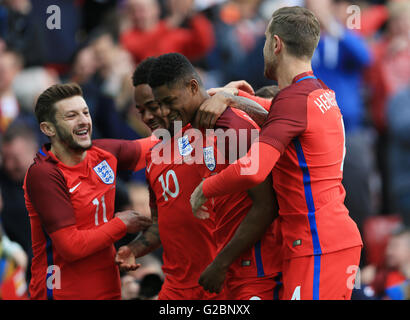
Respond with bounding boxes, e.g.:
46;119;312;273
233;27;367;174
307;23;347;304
203;146;216;171
178;135;193;157
93;160;115;184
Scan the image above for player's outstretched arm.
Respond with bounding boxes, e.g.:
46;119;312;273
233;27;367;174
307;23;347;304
115;207;161;271
198;176;278;294
191;141;281;214
207;80;255;96
50;211;151;263
194;92;268;129
93;136;159;173
25;164;152;263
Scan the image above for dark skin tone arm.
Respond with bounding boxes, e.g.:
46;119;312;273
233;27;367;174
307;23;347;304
194;92;269;129
115;207;161;271
230;95;269;127
198;175;278;293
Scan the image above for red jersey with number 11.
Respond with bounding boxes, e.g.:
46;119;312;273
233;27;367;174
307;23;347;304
24;138;154;300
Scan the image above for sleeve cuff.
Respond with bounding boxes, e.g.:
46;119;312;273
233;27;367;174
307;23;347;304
101;217;128;242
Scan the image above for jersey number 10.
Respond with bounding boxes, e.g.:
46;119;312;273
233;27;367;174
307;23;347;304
158;170;180;201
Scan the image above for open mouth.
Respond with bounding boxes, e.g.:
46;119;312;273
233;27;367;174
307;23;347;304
74;128;90;138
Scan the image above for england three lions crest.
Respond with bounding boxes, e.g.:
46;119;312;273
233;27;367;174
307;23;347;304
178;135;193;157
203;146;216;171
93;160;115;184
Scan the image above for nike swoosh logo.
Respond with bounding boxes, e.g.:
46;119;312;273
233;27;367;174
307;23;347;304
146;162;153;173
69;182;81;193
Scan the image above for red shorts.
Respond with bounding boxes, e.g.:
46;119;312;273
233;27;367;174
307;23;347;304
225;273;283;300
282;246;362;300
157;278;226;300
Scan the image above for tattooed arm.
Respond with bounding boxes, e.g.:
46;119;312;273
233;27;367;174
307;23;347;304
194;92;269;128
115;207;161;271
228;94;269;127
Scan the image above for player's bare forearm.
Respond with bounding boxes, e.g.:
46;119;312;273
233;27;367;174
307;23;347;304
210;176;277;270
229;96;268;127
127;223;161;258
127;208;161;257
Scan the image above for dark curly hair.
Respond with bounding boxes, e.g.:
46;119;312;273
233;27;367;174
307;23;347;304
132;57;157;87
147;53;202;89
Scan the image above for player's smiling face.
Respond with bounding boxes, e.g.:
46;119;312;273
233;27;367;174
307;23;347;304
152;80;198;129
53;95;93;151
134;84;170;131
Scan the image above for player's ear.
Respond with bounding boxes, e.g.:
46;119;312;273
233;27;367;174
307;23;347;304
40;121;56;138
189;79;199;95
273;35;282;55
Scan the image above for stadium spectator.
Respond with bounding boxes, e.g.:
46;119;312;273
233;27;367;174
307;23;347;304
81;0;117;36
119;0;215;64
361;226;410;300
366;0;410;135
307;0;373;133
0;188;28;300
383;227;410;299
121;253;164;300
120;272;139;300
0;123;38;282
366;0;410;214
0;50;23;133
0;221;28;299
205;0;269;88
24;83;153;299
0;0;47;67
30;0;82;73
307;0;376;235
67;45;142;142
11;66;59;146
387;85;410;227
90;30;135;113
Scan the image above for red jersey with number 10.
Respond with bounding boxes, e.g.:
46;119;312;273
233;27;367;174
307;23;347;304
146;107;281;289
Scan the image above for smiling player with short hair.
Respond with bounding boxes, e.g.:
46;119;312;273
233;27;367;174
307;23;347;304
24;83;154;299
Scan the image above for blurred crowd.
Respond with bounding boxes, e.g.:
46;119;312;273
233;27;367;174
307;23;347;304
0;0;409;300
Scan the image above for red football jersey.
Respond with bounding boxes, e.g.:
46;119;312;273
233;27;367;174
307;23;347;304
24;138;154;300
201;108;281;278
258;71;363;259
146;128;217;289
147;107;281;289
